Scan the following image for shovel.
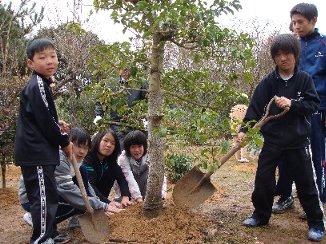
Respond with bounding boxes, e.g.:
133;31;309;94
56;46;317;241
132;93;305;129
173;96;289;208
71;154;109;243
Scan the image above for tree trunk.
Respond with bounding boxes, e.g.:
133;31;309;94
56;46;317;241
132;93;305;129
143;33;165;218
1;155;6;188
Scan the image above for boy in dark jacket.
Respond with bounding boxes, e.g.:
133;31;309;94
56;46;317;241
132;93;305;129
275;2;326;214
239;34;325;242
14;38;72;244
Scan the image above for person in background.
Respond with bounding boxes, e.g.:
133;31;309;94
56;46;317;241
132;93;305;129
94;67;147;149
273;2;326;219
114;130;167;202
14;38;73;244
239;33;324;242
83;129;132;207
230;103;249;163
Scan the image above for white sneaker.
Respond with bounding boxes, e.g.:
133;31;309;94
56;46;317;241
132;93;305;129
23;212;33;226
68;215;80;228
238;157;249;163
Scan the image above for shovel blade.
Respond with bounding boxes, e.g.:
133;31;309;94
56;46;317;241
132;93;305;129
79;210;109;243
173;166;216;208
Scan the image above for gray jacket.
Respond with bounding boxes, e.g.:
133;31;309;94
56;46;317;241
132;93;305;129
55;150;107;211
18;151;107;212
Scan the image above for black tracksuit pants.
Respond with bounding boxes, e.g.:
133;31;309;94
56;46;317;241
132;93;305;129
21;165;58;244
252;143;325;230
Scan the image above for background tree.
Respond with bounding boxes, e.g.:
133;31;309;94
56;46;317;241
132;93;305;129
0;0;43;187
36;23;103;132
91;0;254;216
0;0;43;76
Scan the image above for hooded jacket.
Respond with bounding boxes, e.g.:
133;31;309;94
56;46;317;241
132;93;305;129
83;151;130;203
14;72;69;166
299;29;326;110
240;68;319;149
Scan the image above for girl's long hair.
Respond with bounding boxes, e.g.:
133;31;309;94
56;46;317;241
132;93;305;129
90;128;121;162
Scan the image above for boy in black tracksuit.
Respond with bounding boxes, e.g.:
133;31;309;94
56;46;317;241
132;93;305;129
14;38;72;244
238;34;325;242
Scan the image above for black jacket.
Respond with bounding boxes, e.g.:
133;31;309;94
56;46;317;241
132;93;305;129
14;72;69;166
241;68;319;149
83;151;130;203
95;76;147;121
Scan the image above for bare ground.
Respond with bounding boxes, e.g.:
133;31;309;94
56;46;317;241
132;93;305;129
0;157;325;244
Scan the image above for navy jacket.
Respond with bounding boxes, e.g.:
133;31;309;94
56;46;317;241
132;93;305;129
241;68;319;149
299;29;326;110
14;72;69;166
83;151;130;203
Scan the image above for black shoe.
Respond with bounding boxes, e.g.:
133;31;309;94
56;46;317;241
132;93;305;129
52;231;70;244
242;217;268;227
299;211;307;220
272;196;294;214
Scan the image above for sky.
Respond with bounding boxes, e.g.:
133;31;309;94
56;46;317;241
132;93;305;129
3;0;326;43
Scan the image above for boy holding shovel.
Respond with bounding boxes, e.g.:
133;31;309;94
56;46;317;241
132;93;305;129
238;33;325;242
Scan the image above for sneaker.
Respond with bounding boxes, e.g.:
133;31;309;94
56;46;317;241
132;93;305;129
23;212;33;226
242;217;268;227
68;215;80;229
41;238;55;244
308;228;324;242
238;157;249;163
272;196;294;214
299;211;307;220
52;231;70;244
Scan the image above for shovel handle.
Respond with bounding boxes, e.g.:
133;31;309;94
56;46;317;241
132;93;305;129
190;96;289;193
217;96;290;170
71;154;94;214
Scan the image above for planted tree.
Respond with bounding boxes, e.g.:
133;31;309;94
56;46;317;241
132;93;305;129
91;0;254;216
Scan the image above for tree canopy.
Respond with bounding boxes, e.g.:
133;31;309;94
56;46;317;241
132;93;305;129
90;0;255;216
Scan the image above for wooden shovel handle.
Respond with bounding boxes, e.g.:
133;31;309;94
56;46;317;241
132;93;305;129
207;96;290;176
71;154;94;214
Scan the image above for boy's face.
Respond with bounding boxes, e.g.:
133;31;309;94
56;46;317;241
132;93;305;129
27;48;58;79
129;144;144;161
291;14;316;38
73;143;89;163
274;50;296;74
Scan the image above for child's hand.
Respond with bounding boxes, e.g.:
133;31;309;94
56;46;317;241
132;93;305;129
59;120;70;134
109;201;123;209
275;96;291;109
121;196;133;207
105;202;125;216
63;142;73;162
135;197;143;203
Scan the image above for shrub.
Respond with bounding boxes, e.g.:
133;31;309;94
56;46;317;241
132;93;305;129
165;154;193;183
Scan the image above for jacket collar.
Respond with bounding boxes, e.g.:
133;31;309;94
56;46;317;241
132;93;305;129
301;28;320;42
273;66;298;80
32;71;54;86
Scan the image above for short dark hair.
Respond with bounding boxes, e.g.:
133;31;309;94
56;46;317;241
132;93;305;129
26;38;56;60
290;3;318;21
69;127;91;148
270;34;301;65
123;130;148;157
289;22;293;32
90;128;121;161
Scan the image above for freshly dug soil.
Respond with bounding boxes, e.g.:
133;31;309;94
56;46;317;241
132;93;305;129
0;160;324;243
